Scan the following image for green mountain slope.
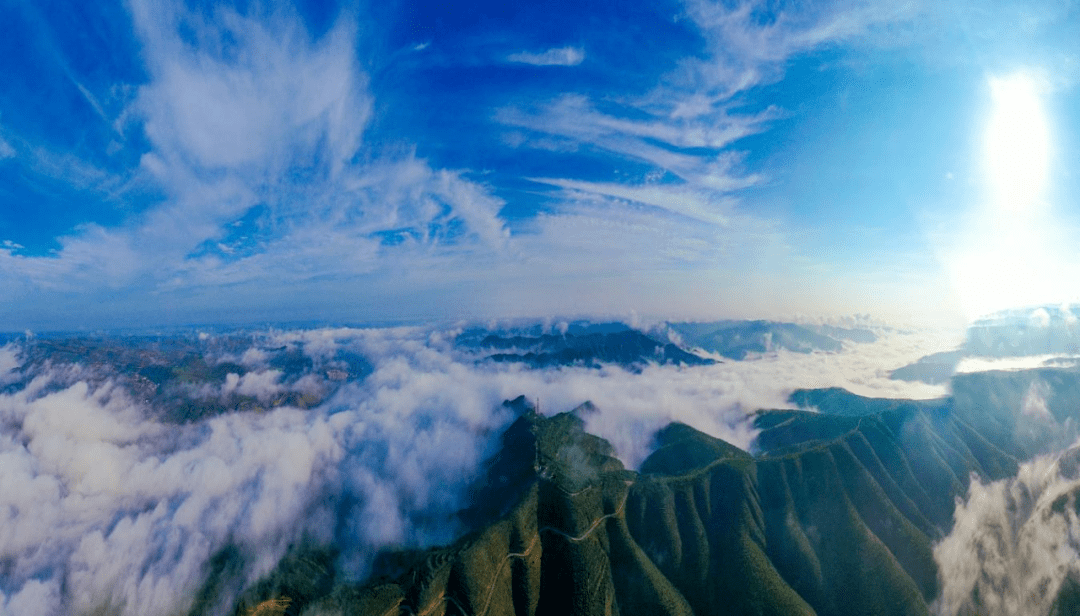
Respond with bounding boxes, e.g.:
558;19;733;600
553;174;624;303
230;369;1080;616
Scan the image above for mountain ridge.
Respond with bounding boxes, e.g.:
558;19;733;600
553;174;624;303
231;369;1080;616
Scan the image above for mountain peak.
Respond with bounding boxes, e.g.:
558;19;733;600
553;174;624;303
462;398;625;528
640;421;751;475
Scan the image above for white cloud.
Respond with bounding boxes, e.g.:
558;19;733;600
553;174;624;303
498;95;773;189
0;344;21;385
432;192;808;321
955;354;1080;374
0;114;13;159
220;370;284;401
128;1;369;176
932;444;1080;616
681;0;916;97
530;178;737;225
0;333;509;615
507;46;585;66
484;100;807;318
505;93;779;150
490;5;903;295
495;0;914;192
0;579;60;616
490;2;921;308
0;1;508;319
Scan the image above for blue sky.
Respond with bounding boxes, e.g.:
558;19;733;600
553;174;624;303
1;0;1079;330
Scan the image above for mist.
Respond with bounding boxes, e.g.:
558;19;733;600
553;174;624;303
933;444;1080;616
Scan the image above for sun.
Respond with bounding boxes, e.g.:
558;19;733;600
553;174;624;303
985;73;1050;214
948;71;1068;321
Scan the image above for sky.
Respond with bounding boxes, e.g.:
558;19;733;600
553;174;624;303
2;0;1080;331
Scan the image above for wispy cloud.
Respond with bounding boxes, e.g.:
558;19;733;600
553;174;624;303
0;1;509;323
128;1;370;176
507;46;585;66
933;442;1080;616
680;0;917;99
480;0;928;323
529;178;736;225
498;94;776;183
499;0;915;173
71;79;110;125
0;135;13;159
0;0;972;329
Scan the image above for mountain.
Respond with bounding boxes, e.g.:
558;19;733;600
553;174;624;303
788;386;948;417
890;305;1080;386
456;319;876;368
965;305;1080;357
809;324;877;344
456;322;635;342
232;368;1080;615
667;321;852;360
4;335;370;422
468;330;715;370
888;350;964;385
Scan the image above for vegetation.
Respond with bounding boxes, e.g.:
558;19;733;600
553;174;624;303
231;368;1080;615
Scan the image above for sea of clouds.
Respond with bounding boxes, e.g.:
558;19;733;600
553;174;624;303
0;324;950;616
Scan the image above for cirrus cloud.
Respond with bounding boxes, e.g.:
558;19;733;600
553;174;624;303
507;46;585;66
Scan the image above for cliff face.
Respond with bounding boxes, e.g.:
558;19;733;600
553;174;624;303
234;371;1080;616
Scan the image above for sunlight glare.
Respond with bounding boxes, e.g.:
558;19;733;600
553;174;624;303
985;73;1050;212
947;71;1072;321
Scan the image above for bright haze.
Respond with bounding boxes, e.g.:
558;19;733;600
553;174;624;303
1;0;1079;329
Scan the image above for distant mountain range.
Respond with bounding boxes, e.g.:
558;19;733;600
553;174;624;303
965;305;1080;357
666;320;875;360
889;350;966;385
458;320;877;369
232;367;1080;615
3;335;370;421
891;305;1080;385
467;330;715;370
